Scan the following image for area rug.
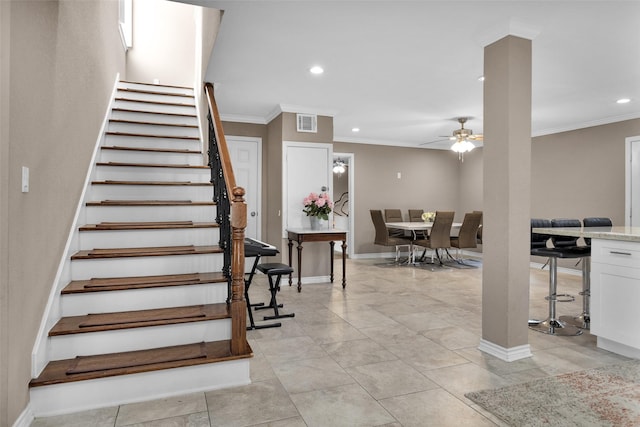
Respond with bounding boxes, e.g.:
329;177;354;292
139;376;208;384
465;360;640;427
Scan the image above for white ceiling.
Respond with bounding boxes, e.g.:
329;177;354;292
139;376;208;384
193;1;640;150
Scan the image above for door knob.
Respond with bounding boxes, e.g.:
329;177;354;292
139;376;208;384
250;211;257;217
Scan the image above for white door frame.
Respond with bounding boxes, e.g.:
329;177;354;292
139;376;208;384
226;135;262;240
334;152;355;258
625;136;640;227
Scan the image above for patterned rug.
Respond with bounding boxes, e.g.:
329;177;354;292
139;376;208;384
465;360;640;427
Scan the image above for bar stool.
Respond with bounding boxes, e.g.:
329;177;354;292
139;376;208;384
529;246;589;336
255;263;295;321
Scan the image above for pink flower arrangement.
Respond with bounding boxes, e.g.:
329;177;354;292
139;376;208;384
302;192;333;220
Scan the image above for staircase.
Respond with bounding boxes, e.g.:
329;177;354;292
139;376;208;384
29;81;252;416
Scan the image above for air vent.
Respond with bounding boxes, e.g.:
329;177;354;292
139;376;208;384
297;113;317;133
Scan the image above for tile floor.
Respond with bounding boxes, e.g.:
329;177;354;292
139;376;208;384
31;258;631;427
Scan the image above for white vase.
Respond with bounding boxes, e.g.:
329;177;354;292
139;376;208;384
309;216;322;230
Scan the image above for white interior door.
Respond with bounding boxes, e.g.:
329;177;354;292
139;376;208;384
227;136;261;240
283;142;333;236
626;136;640;227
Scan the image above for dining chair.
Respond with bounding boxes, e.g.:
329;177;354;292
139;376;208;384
413;211;454;265
473;210;483;244
370;210;412;263
408;209;424;222
384;209;405;237
450;211;483;263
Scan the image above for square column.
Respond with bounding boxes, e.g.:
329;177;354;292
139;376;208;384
480;35;532;361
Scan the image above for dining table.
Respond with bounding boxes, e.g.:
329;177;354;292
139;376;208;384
385;221;462;264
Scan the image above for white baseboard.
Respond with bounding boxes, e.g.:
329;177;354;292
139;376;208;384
478;339;532;362
12;403;34;427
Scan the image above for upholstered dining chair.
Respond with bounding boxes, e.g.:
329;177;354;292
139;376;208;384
384;209;404;237
450;211;483;262
413;211;454;265
408;209;424;222
473;210;483;244
370;210;412;263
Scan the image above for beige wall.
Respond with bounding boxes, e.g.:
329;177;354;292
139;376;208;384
126;0;196;87
2;1;125;424
333;142;461;254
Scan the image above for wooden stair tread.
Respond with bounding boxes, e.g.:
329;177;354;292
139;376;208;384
30;340;252;387
91;180;211;186
86;200;215;206
62;272;226;294
96;161;209;169
79;221;218;231
71;245;222;260
101;145;201;154
117;88;195;99
49;303;230;336
106;131;199;140
111;108;197;118
114;98;195;108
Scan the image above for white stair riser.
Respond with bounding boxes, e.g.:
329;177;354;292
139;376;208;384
105;133;201;151
113;99;196;116
99;149;205;166
116;90;195;106
94;165;210;182
49;319;231;360
118;82;194;96
30;359;250;417
108;121;200;138
89;184;212;201
78;227;219;249
70;253;223;280
111;109;199;126
84;205;216;223
60;282;228;317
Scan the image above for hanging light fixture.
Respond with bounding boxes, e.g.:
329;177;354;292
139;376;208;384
451;139;475;161
449;117;480;161
333;159;346;174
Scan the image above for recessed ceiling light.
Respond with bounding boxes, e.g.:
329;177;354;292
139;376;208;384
617;98;631;104
351;127;360;132
310;66;324;75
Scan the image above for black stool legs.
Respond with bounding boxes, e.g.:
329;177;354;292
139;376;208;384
245;257;281;330
560;257;591;329
254;263;295;322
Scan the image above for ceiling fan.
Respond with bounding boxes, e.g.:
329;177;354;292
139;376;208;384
420;117;483;147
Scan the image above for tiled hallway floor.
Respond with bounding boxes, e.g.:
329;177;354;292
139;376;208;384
31;258;630;426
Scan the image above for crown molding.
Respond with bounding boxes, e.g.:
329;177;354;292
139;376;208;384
476;18;541;47
219;113;267;125
532;112;640;137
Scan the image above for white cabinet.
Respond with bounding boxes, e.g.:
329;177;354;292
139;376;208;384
591;239;640;358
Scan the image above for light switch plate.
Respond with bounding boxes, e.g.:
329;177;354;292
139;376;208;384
22;166;29;193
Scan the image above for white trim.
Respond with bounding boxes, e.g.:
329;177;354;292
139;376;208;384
12;403;34;427
334;135;449;150
625;135;640;227
478;339;532;362
299;275;331;285
597;337;640;359
31;74;121;378
533;113;640;138
476;17;541;47
220;113;267;125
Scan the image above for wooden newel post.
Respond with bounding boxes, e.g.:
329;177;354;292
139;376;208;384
230;186;248;355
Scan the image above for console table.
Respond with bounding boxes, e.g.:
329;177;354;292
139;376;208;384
286;228;347;292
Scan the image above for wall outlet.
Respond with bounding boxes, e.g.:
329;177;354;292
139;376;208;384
397;172;402;179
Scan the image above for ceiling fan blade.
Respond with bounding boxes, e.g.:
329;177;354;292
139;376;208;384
469;135;483;141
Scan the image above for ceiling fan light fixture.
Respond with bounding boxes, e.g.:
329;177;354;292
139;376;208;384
333;159;346;174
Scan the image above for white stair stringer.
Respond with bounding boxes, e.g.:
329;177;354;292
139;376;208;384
49;318;232;360
30;359;250;417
